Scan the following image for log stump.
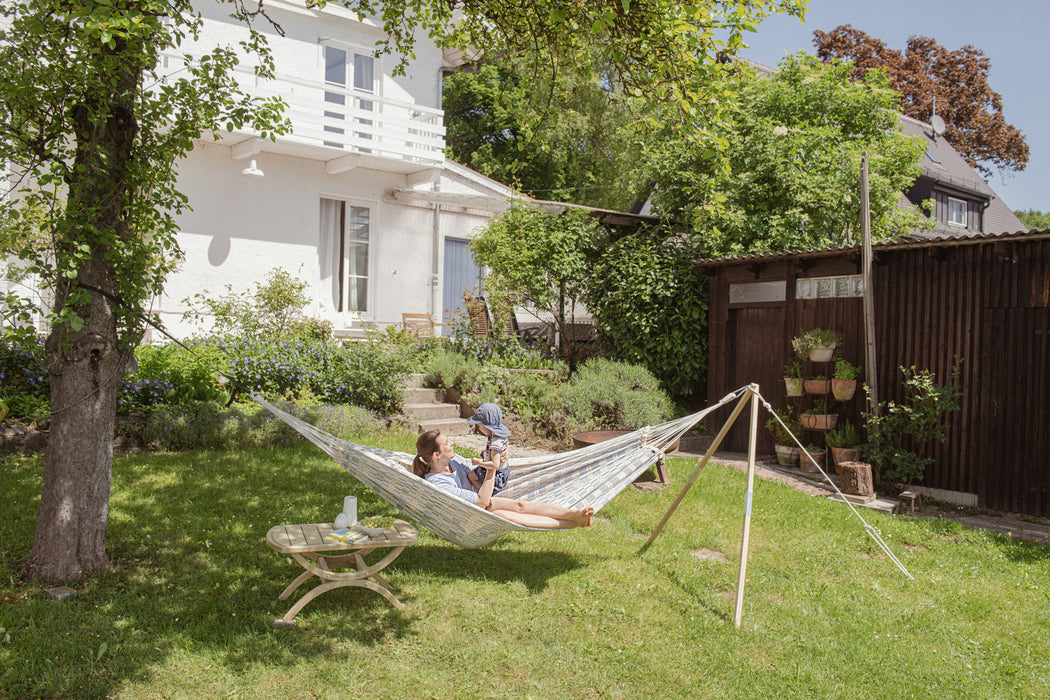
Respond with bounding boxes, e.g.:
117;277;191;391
839;461;874;497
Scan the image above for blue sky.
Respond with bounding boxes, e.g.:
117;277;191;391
740;0;1048;213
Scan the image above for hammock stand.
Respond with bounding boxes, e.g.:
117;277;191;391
253;382;913;630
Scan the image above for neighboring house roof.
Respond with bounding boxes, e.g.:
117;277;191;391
898;115;1028;237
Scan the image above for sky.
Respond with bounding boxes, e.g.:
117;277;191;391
738;0;1049;213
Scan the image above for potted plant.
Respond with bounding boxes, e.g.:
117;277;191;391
804;374;830;395
784;361;804;397
825;421;862;475
800;398;838;431
765;406;803;466
799;444;825;473
832;359;861;401
793;328;842;363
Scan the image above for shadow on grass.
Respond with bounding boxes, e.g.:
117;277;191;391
1;443;589;697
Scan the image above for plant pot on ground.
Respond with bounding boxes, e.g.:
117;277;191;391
765;406;803;465
800;446;825;473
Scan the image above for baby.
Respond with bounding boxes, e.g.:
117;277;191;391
465;402;511;494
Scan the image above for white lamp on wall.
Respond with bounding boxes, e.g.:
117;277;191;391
241;158;264;177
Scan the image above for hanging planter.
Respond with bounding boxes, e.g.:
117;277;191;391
792;328;842;363
804;377;831;395
800;412;838;431
808;345;835;363
832;378;857;401
784;378;804;397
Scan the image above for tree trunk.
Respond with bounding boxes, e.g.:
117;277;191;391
22;48;141;582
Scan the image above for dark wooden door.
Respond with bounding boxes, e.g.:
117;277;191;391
724;305;786;453
976;307;1050;516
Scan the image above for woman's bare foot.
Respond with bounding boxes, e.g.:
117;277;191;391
575;507;595;527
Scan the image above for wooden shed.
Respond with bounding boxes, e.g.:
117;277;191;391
700;230;1050;517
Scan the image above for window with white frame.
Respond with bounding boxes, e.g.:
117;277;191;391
947;197;967;227
320;198;371;313
323;44;376;150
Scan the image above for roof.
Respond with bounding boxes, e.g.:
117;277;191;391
695;229;1050;268
899;115;1028;237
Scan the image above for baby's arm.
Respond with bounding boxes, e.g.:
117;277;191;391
471;448;502;471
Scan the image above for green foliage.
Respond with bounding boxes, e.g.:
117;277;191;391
792;328;842;358
863;363;963;484
834;359;862;381
765;405;803;445
809;398;830;414
122;342;230;410
825;421;862;448
0;335;50;422
183;268;312;340
650;55;930;255
1015;209;1050;231
784;361;804;378
555;358;673;430
471;205;601;359
583;223;709;396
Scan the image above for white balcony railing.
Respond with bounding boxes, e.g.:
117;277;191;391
160;54;445;167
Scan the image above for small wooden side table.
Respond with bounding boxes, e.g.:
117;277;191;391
265;520;417;628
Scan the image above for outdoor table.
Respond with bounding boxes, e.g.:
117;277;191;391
265;520;417;628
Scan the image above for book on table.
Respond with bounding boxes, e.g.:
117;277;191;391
328;527;369;544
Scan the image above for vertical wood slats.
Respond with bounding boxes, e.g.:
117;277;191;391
706;239;1050;516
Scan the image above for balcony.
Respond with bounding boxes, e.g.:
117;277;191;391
160;53;446;175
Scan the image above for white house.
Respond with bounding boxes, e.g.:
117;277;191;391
156;1;520;339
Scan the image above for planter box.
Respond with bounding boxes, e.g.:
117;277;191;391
808;345;835;363
832;378;857;401
804;378;831;395
784;377;804;397
800;413;838;431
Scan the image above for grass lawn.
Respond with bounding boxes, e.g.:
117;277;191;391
2;432;1048;699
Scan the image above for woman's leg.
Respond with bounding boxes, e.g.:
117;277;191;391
489;509;581;529
489;497;593;528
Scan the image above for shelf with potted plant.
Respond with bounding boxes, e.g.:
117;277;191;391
783;361;804;397
791;328;842;364
832;359;861;401
800;397;838;431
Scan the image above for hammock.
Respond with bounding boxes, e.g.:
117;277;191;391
251;390;744;548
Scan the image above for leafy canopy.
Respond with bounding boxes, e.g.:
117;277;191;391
814;24;1029;177
649;55;930;256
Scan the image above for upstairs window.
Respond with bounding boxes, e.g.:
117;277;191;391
323;45;376;150
948;197;967;227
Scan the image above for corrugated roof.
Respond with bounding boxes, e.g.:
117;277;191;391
695;229;1050;267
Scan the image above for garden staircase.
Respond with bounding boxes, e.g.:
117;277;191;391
402;374;471;435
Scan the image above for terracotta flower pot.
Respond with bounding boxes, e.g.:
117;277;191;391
784;377;804;397
800;413;838;431
804;378;831;394
774;444;799;466
832;378;857;401
800;449;825;473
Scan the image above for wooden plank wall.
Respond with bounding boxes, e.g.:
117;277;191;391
705;238;1050;516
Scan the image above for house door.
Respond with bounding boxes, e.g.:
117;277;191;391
724;305;787;453
442;238;483;336
976;307;1050;516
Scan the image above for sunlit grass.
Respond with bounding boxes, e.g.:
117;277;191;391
2;436;1048;699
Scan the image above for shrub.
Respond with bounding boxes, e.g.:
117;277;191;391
0;336;49;422
142;402;251;451
556;357;673;430
765;406;803;445
120;341;229;411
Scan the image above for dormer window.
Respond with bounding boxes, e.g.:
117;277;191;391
948;197;967;227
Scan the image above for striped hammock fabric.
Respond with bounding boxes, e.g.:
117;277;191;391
251;390;743;548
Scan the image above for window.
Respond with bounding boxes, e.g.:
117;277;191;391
947;197;967;227
323;45;376;150
320;198;371;313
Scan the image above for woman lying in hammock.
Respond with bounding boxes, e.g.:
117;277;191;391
412;430;593;529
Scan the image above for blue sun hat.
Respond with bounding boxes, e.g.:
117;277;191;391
466;403;509;438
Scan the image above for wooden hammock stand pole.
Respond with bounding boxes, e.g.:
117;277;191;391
639;384;762;629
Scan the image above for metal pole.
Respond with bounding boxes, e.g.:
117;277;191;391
640;389;753;551
861;154;879;409
733;385;760;629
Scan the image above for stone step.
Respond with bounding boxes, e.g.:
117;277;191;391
417;417;472;435
404;386;445;404
405;373;428;389
403;402;461;421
